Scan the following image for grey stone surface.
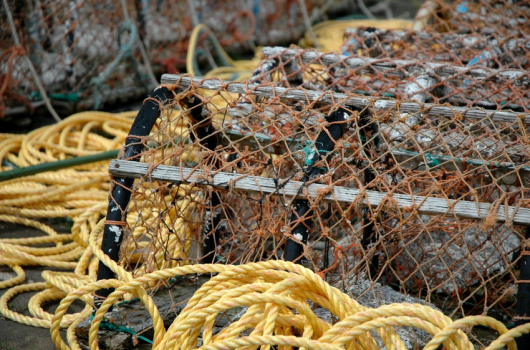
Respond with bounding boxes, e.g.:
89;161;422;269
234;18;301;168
102;333;131;350
76;277;204;349
344;275;436;349
397;223;520;293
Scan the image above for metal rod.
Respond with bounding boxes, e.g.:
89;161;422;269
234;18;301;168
95;86;174;304
358;107;381;279
283;108;350;262
178;94;223;263
515;226;530;346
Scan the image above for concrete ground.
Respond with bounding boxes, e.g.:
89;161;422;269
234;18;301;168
0;222;81;350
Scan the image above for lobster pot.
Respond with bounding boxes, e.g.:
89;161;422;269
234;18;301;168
107;71;530;322
218;0;530;319
239;1;530;319
255;32;529;111
0;0;154;115
413;0;530;37
0;0;351;117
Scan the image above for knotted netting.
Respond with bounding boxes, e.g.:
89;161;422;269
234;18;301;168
0;0;353;117
107;71;528;322
101;0;530;325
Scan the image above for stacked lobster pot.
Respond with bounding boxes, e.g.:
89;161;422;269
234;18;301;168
0;0;351;117
95;1;530;347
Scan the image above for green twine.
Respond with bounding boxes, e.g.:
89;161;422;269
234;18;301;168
303;142;329;171
303;144;318;166
424;153;440;168
117;297;140;306
90;315;153;345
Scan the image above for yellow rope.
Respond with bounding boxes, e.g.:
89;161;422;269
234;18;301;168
186;24;260;81
298;19;413;52
1;21;529;349
50;233;523;350
0;110;194;333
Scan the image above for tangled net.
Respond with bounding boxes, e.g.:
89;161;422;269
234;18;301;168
0;0;354;116
1;0;530;349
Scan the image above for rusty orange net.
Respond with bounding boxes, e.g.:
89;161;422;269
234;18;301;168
0;0;352;118
108;73;527;328
100;4;530;337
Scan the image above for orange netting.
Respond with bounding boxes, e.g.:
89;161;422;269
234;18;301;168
0;0;352;117
99;2;530;332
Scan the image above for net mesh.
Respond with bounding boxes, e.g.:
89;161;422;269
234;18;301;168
0;0;350;117
99;1;530;332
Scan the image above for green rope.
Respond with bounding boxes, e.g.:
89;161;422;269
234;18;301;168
117;297;140;306
49;92;80;102
396;148;530;172
424;153;440;167
0;150;119;182
90;315;153;344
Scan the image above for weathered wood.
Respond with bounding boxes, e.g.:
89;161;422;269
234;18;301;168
260;46;530;86
109;159;530;226
216;126;530;187
343;28;530;53
389;150;530;188
160;74;530;124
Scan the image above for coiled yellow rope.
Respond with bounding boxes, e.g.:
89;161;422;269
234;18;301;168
47;216;527;350
0;112;127;330
2;22;530;348
0;110;195;331
186;23;260;81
